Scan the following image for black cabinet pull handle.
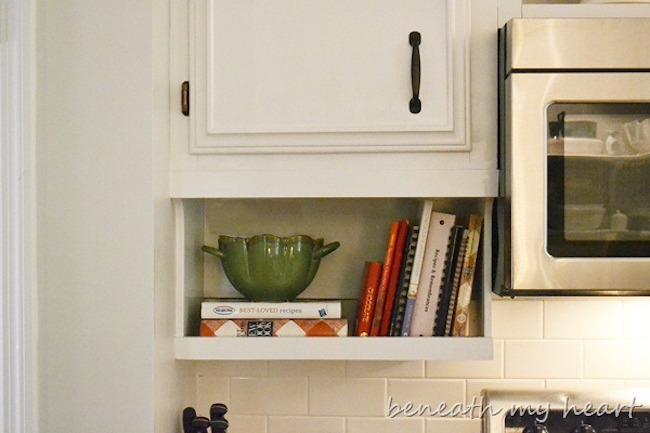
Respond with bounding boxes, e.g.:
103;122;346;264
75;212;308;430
181;81;190;116
409;31;421;114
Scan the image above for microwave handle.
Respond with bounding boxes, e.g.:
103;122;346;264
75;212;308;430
549;111;566;138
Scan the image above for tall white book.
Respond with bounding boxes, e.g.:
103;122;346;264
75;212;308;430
409;211;456;337
400;200;433;336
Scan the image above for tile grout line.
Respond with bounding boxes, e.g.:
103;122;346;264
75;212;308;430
306;375;311;416
502;339;508;379
462;378;467;418
541;299;547;340
581;339;586;380
384;377;389;419
500;339;506;379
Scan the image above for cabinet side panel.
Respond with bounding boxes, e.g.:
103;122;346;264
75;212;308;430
155;2;198;427
183;200;205;336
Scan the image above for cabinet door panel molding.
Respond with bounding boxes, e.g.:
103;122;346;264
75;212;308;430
189;0;470;154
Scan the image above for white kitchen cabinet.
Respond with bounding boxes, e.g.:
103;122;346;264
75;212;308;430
190;0;467;153
171;0;498;199
168;0;498;360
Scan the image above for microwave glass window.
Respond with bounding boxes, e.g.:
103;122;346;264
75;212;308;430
546;103;650;258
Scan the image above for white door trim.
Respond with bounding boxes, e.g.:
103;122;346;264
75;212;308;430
1;1;35;432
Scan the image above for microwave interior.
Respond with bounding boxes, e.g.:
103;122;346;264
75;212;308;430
546;102;650;258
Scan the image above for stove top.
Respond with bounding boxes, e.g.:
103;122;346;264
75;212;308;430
483;389;650;433
504;410;650;433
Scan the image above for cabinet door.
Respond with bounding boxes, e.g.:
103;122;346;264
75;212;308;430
190;0;469;154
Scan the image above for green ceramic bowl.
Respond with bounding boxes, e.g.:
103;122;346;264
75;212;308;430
202;234;340;301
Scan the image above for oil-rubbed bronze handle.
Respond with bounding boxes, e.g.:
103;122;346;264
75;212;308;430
181;81;190;116
409;31;421;114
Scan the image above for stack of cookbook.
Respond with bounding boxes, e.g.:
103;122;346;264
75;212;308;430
355;199;483;337
200;300;348;337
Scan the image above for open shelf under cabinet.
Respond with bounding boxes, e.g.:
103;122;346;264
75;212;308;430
173;197;494;361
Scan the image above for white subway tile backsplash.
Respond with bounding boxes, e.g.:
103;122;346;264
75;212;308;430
545;379;625;391
544;300;623;339
346;417;424;433
269;361;346;377
196;361;268;377
492;300;543;339
196;377;230;414
466;379;546;413
226;416;268;433
425;340;504;379
192;300;650;425
585;341;650;379
309;378;387;417
425;418;481;433
347;361;425;378
623;300;650;339
625;380;650;387
268;417;345;433
230;378;308;415
505;340;583;378
387;379;465;418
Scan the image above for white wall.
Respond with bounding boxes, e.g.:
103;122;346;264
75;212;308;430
36;2;156;431
193;298;650;433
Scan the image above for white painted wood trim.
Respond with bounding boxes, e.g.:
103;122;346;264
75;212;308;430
482;199;494;338
174;199;186;338
170;168;499;199
174;336;493;361
0;1;35;432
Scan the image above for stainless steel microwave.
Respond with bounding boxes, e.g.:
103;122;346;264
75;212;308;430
495;18;650;296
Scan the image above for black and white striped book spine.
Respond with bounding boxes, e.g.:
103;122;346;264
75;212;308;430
444;229;469;336
401;200;434;336
433;225;464;337
389;225;419;336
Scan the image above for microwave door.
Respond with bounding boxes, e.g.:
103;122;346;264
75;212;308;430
505;72;650;293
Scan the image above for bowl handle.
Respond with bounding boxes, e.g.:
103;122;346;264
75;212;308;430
201;245;225;259
312;241;340;260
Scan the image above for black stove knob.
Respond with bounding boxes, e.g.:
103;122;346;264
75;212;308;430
570;422;597;433
523;422;550;433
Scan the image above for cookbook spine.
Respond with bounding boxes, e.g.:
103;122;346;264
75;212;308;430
201;301;342;319
389;225;419;336
356;262;383;336
452;214;483;337
379;219;410;336
401;200;434;336
409;211;456;337
370;221;400;336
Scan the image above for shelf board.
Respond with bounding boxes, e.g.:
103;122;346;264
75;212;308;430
170;168;499;198
174;336;493;361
